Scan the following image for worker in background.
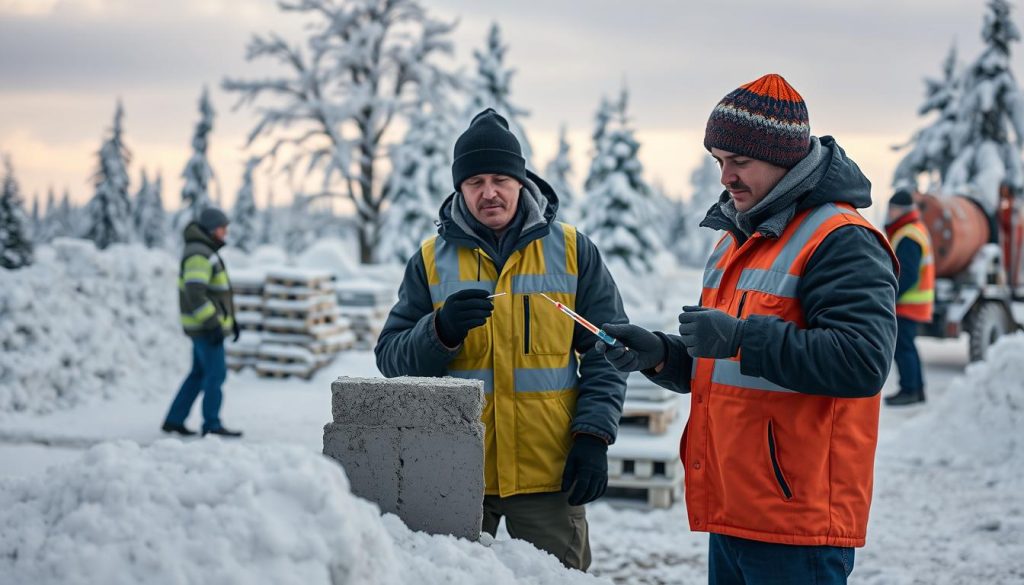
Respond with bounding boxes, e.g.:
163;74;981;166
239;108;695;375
884;188;935;406
163;207;244;437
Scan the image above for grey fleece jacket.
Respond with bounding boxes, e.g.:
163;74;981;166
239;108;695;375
375;171;629;443
649;136;898;398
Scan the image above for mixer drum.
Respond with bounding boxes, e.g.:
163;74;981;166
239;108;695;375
915;193;991;277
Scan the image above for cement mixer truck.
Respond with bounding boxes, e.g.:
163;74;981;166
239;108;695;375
915;185;1024;361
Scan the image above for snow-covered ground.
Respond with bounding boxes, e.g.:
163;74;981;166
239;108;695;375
2;242;1023;584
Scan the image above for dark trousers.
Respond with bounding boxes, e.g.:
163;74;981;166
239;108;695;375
709;534;855;585
894;317;924;393
482;492;590;571
165;336;226;432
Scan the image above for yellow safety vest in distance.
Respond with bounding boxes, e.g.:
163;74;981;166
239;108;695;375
891;221;935;322
422;222;580;497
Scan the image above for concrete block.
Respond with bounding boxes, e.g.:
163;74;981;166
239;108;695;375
331;376;484;428
324;376;485;540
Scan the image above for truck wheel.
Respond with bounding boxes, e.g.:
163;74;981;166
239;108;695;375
968;301;1010;362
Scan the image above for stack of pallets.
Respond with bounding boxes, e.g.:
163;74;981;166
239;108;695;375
335;279;394;350
226;269;266;371
255;269;355;379
606;373;686;508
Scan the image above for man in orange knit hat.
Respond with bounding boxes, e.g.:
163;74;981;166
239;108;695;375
596;74;898;584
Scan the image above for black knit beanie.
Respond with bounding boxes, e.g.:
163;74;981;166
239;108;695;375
889;188;914;207
452;108;527;190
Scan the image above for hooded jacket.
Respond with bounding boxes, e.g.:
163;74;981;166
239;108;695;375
375;171;629;496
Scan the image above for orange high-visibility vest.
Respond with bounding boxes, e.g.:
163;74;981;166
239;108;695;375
889;219;935;322
688;203;897;547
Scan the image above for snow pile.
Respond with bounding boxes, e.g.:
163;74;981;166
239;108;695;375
294;237;359;280
861;333;1024;584
0;239;189;414
897;332;1024;469
0;440;606;585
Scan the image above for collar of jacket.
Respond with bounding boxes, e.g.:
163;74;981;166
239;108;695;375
183;221;225;251
885;209;921;237
437;169;560;260
700;135;873;242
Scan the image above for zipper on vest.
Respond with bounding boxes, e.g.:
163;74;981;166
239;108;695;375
476;249;482;281
523;295;531;354
736;291;748;318
767;420;793;500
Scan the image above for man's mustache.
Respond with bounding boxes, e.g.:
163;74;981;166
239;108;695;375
726;181;750;192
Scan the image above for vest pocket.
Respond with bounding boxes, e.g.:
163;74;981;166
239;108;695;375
527;292;575;355
767;419;793;500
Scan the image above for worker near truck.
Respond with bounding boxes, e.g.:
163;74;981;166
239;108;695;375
594;74;899;584
883;188;936;406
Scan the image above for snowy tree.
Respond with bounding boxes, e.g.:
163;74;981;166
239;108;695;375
579;88;662;275
134;169;167;248
29;194;40;241
0;155;34;269
669;155;723;266
84;101;133;249
260;188;276;246
468;23;533;167
58;188;77;238
379;64;461;265
232;157;261;253
174;88;216;233
944;0;1024;211
36;187;59;243
544;125;577;223
223;0;459;264
892;45;961;193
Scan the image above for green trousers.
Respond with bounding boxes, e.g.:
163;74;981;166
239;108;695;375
482;491;591;571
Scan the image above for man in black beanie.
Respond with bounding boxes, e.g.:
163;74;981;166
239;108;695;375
376;108;628;571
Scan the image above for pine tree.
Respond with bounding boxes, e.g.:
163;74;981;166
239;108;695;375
579;88;662;275
59;188;76;238
468;23;533;167
892;45;961;193
380;70;461;265
544;125;577;222
669;155;723;266
134;168;167;248
0;155;34;269
175;88;216;232
260;188;276;246
84;101;133;249
944;0;1024;210
37;186;59;243
232;157;260;253
223;0;459;263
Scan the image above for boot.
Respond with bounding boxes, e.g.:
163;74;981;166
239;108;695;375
161;422;197;436
884;389;925;406
202;426;244;438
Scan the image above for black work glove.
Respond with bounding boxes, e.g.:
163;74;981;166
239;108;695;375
232;321;241;343
206;327;225;345
677;305;745;359
561;434;609;506
435;288;494;348
594;323;667;372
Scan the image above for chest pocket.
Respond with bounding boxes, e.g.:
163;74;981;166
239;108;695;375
523;291;575;356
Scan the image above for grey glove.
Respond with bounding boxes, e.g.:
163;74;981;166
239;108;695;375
677;305;745;359
595;323;666;372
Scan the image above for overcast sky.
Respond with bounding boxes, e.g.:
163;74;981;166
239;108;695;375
0;0;1016;224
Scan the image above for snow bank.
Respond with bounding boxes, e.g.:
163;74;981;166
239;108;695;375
0;440;606;585
897;332;1024;469
0;239;189;414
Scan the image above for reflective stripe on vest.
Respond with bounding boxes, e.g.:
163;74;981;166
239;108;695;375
423;222;580;497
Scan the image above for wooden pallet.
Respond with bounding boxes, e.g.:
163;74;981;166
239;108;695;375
255;368;314;380
607;452;685;508
604;482;683;509
619;398;680;434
